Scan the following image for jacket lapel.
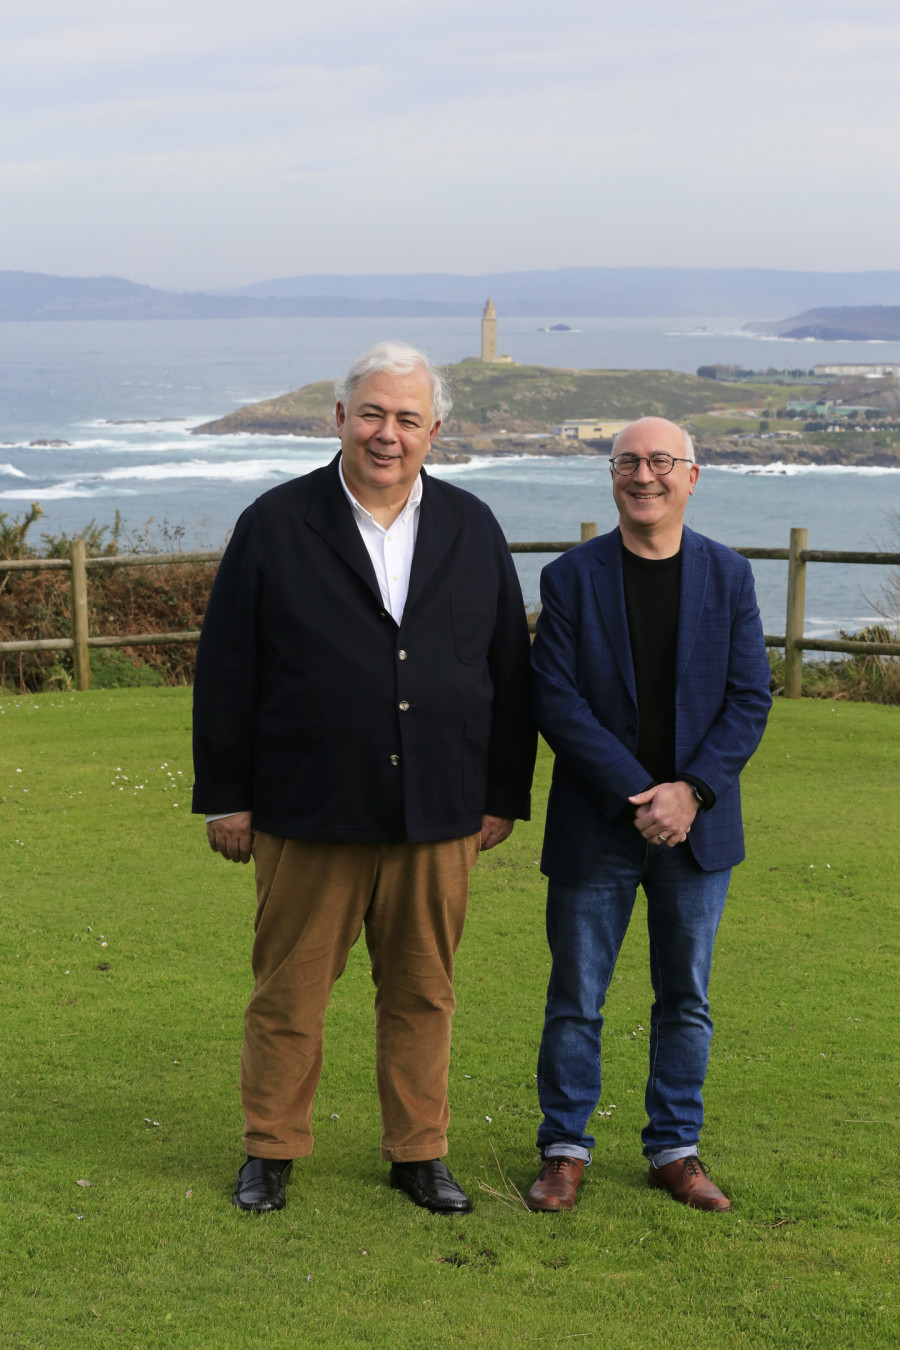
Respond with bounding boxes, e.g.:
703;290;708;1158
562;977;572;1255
590;529;637;704
404;470;462;614
305;454;383;605
676;527;709;679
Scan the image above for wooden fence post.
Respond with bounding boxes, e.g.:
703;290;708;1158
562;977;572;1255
69;538;90;691
580;522;597;541
784;526;808;699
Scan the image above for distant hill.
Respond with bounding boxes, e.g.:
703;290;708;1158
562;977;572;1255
0;272;471;321
223;268;900;318
745;306;900;341
7;267;900;322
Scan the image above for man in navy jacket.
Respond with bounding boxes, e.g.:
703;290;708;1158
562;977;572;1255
193;342;535;1215
525;417;771;1215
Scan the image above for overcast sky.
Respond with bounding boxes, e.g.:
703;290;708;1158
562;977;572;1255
2;0;897;289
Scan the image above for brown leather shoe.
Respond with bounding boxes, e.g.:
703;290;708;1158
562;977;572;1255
648;1156;732;1212
525;1156;584;1212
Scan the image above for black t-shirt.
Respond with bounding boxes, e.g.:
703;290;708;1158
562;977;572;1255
621;543;681;786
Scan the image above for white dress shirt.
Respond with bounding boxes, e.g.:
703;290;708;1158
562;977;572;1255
337;456;421;623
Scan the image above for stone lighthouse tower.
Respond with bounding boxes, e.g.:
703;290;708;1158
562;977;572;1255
481;297;498;363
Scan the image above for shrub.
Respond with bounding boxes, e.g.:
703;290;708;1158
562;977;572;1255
0;507;216;694
768;626;900;704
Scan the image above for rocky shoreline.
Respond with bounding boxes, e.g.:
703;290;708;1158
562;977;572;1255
192;413;900;469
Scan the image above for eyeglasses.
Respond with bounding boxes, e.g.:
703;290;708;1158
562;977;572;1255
609;453;694;476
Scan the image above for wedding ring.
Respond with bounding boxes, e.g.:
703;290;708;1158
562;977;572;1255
657;833;666;842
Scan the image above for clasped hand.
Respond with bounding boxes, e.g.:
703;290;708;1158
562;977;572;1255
628;782;698;847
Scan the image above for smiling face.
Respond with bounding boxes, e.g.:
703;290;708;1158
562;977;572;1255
610;417;699;557
336;368;440;518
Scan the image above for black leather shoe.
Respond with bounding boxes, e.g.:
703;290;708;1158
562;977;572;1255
232;1156;293;1212
390;1159;472;1214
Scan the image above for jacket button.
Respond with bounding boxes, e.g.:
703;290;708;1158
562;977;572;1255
389;754;400;766
398;700;410;711
379;611;387;619
398;649;408;660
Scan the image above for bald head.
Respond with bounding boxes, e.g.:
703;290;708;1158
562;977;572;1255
612;417;695;462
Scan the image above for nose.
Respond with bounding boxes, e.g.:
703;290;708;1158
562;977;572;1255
632;456;656;482
376;415;399;442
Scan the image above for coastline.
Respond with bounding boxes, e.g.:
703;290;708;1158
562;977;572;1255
189;419;900;470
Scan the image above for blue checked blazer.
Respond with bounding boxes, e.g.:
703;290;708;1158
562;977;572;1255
532;525;772;880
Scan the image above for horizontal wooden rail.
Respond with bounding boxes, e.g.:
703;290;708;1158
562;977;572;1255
0;631;202;654
0;549;223;574
0;557;73;572
732;548;791;562
86;550;223;569
802;550;900;565
764;634;900;656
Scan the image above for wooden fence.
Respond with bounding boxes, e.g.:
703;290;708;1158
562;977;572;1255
1;525;898;699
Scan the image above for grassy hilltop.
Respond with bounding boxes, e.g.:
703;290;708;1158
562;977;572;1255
193;360;815;438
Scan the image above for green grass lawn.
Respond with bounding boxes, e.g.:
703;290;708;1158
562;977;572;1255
1;692;898;1348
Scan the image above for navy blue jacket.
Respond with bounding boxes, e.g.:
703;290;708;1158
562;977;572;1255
532;525;771;879
192;455;536;842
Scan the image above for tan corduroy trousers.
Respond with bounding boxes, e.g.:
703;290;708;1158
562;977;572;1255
241;830;481;1162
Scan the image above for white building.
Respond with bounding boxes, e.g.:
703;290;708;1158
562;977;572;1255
553;419;631;440
814;363;900;378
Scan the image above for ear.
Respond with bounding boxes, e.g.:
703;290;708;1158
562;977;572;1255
428;418;442;445
688;463;700;496
335;401;346;433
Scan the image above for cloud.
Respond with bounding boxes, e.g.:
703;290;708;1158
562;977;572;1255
2;0;899;283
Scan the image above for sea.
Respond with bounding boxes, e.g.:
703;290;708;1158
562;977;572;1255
2;314;900;640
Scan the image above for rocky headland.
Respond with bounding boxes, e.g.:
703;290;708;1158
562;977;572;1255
190;360;900;468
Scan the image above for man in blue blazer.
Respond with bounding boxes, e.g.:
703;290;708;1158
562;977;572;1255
525;417;771;1214
193;342;535;1216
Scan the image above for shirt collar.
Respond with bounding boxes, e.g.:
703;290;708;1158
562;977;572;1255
338;455;423;527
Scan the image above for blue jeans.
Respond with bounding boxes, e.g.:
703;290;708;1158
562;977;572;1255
536;823;731;1160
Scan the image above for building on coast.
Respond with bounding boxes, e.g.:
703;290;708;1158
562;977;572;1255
553;418;631;440
480;298;514;363
814;362;900;378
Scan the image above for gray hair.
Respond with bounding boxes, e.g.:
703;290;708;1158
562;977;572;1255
612;421;695;462
334;341;452;423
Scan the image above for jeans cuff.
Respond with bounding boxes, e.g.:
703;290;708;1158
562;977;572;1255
648;1144;699;1169
543;1143;593;1165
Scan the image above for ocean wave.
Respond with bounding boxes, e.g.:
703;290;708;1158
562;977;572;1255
99;455;337;483
429;454;562;477
0;463;27;478
0;456;338;496
741;334;895;346
0;484;143;501
708;461;900;476
83;417;200;429
9;437;121;452
805;613;893;634
65;428;339;455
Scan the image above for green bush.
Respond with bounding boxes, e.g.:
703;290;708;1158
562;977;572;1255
87;648;166;689
768;625;900;703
